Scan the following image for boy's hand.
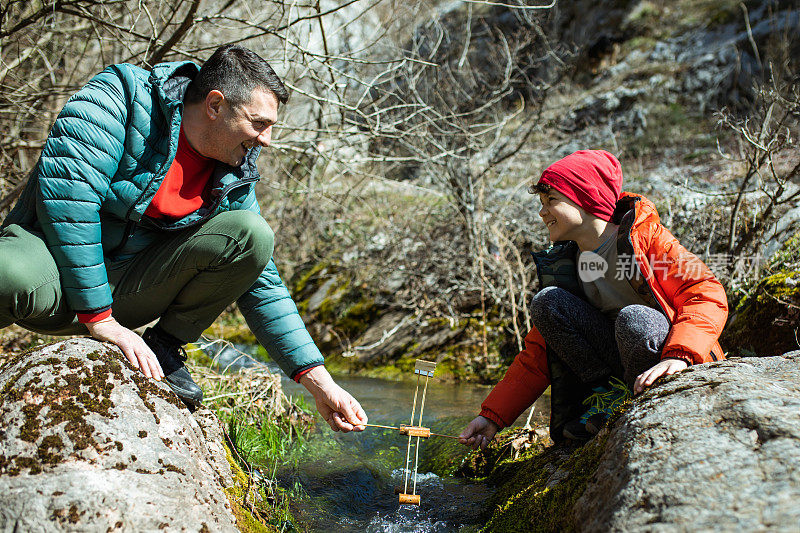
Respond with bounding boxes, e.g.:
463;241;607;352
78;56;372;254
634;359;688;395
459;415;499;451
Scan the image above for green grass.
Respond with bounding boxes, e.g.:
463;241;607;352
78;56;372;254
226;412;310;469
188;354;315;531
215;400;313;532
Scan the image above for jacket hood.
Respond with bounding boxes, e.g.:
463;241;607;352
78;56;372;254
149;60;198;85
149;61;199;105
613;192;661;230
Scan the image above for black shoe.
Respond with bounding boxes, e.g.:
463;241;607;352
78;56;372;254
562;418;593;441
585;413;609;435
142;327;204;409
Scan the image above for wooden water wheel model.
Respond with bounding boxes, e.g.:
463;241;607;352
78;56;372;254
364;359;460;506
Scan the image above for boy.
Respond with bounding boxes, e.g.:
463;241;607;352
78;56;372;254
459;150;728;446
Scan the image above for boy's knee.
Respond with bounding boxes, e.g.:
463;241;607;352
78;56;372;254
532;286;565;304
616;305;659;332
615;305;669;347
531;286;569;319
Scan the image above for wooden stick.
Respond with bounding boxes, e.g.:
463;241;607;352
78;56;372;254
362;423;461;440
363;423;399;430
399;493;421;505
412;375;432;496
429;431;461;440
403;374;421;494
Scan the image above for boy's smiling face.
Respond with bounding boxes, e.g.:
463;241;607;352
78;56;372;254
538;189;588;242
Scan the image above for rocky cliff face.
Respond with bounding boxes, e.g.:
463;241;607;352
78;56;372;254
0;338;237;532
470;352;800;532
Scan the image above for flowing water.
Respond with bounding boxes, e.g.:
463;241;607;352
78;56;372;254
204;343;550;532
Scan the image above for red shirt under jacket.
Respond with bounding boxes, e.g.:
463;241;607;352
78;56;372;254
144;126;214;220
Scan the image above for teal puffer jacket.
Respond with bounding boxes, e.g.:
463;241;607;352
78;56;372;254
3;61;323;378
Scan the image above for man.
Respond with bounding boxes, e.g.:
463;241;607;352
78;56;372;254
0;45;367;432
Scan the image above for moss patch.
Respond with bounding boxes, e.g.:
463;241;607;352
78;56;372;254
186;343;215;367
722;269;800;356
202;309;258;347
291;261;329;298
458;413;628;533
480;435;609;532
419;417;474;476
51;504;83;526
0;347;119;474
0;343;183;476
223;443;289;533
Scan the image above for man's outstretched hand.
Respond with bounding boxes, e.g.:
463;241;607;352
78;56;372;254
85;316;164;381
299;366;368;432
459;415;499;451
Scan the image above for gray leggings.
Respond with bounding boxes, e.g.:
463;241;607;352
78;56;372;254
531;286;670;388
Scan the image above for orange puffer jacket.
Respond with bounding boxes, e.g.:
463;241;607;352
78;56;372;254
480;193;729;429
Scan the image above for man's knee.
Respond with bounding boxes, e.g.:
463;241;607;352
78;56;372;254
0;256;61;327
216;210;274;270
0;254;50;302
240;211;274;268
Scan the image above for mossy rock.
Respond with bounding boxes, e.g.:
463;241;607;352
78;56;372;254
203;309;258;346
459;427;607;533
290;261;330;299
722;270;800;357
223;445;279;532
482;435;609;532
457;406;630;532
186;343;214;367
224;441;301;532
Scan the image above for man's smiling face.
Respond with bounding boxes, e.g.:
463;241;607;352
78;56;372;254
206;87;278;166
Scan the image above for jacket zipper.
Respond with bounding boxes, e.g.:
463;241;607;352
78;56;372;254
149;177;259;232
109;177;258;254
106;219;138;257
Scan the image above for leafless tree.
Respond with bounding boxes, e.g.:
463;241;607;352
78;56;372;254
716;4;800;281
2;0;565;351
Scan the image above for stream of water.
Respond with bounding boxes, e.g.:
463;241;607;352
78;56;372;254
204;343;550;532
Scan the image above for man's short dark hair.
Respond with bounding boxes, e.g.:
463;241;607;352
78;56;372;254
528;182;551;195
184;44;289;107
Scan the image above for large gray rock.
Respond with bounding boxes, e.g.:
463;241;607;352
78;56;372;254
0;338;237;532
575;352;800;531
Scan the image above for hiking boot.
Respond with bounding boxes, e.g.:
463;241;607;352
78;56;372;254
580;377;631;435
142;327;203;409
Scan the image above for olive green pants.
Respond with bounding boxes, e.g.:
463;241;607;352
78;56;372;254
0;210;273;343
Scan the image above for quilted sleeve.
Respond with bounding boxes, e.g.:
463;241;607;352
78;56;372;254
237;258;325;379
35;65;130;312
234;193;324;377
